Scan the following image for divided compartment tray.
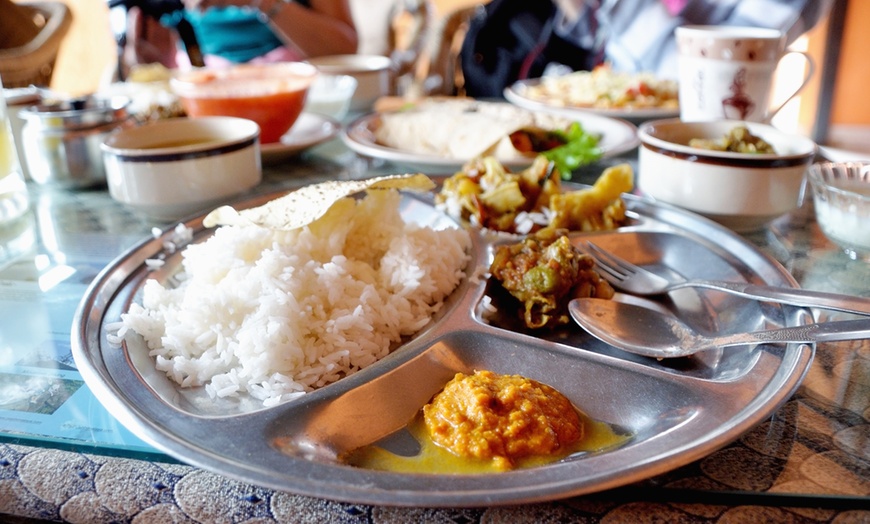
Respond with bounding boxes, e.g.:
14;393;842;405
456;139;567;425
72;186;813;507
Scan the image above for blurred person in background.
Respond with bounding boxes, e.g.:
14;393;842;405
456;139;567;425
461;0;833;98
118;0;357;78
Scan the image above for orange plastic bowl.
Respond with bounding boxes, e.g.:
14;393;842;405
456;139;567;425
171;62;317;144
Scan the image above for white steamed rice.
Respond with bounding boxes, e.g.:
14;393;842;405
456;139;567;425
120;190;471;406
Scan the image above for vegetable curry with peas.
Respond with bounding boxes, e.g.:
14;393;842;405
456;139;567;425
490;228;614;329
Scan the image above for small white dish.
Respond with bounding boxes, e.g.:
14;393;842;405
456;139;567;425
260;112;340;164
818;145;870;163
102;116;262;222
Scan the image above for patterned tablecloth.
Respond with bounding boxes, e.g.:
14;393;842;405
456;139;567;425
1;146;869;523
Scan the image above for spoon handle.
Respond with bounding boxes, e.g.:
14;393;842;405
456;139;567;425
711;318;870;348
684;280;870;316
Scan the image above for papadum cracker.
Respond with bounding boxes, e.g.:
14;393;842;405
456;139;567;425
203;174;434;230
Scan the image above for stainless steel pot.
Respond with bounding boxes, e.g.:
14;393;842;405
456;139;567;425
20;96;132;189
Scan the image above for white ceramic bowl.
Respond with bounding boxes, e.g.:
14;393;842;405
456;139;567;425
303;74;358;120
102;116;262;222
637;118;817;232
306;55;393;112
807;162;870;260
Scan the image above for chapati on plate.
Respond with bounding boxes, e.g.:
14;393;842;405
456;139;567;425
373;98;580;162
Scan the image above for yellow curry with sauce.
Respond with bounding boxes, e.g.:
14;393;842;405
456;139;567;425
344;370;629;473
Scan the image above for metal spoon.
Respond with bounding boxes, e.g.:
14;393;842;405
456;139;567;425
568;298;870;359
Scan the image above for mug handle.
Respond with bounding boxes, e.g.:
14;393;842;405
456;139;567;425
765;50;815;123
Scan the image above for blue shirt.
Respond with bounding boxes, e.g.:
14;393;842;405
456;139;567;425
186;7;282;64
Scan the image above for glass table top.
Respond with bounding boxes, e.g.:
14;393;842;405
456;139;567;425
1;142;868;507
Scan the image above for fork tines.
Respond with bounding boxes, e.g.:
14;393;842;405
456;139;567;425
582;241;632;285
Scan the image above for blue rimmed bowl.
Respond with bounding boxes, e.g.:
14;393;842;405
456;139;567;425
637;118;817;232
102;116;262;222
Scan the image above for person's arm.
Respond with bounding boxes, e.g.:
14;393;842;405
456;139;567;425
121;6;180;76
260;0;358;57
188;0;358;57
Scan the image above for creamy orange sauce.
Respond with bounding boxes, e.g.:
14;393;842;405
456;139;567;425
344;371;629;474
180;89;306;144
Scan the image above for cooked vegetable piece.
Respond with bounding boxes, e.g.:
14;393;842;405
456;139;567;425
435;156;633;234
688;125;777;154
490;228;614;329
437;156;560;232
549;163;633;231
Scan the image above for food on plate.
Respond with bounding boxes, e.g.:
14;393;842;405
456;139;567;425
688;125;777;154
101;63;186;122
539;122;604;177
490;228;615;329
549;163;633;231
520;65;679;110
373;98;602;171
117;175;471;406
423;370;582;470
127;63;173;83
437;156;559;233
344;369;629;473
435;156;633;234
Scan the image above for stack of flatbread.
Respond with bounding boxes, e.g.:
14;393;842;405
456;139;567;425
374;99;575;161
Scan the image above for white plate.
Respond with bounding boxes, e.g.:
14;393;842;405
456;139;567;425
342;106;640;170
505;79;680;122
260;112;340;164
818;145;870;162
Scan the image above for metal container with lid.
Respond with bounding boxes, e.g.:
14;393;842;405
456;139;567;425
20;95;132;188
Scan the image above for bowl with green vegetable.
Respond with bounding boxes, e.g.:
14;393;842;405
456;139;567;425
637;118;817;232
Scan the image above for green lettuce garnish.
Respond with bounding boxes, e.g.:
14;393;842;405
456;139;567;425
542;122;603;179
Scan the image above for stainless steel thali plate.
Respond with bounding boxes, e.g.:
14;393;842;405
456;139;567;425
71;187;814;507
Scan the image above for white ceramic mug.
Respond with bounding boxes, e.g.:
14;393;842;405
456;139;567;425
675;25;814;122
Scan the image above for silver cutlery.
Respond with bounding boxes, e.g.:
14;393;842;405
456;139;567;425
568;298;870;358
581;241;870;316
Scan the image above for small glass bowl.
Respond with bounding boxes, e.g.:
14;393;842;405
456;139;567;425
807;162;870;261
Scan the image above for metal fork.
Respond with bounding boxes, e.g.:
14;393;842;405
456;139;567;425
582;241;870;316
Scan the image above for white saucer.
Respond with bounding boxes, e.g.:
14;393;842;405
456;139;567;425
260;112;340;164
818;145;870;162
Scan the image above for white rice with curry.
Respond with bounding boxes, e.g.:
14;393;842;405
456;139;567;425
118;183;471;407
